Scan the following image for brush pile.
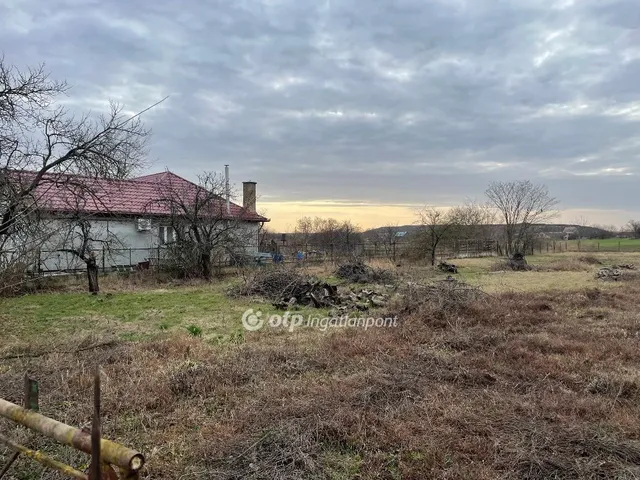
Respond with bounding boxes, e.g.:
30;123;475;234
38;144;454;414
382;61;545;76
506;252;532;271
328;288;390;315
400;278;486;313
273;284;391;311
438;261;458;273
235;268;312;300
335;261;395;284
596;264;636;281
235;267;391;311
271;280;338;309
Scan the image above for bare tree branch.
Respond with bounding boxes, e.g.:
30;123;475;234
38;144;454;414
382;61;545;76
0;57;157;291
147;171;254;279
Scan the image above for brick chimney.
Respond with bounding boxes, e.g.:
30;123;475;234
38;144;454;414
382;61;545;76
243;181;257;213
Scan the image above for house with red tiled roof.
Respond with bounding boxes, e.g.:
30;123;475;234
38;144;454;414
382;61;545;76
18;170;269;271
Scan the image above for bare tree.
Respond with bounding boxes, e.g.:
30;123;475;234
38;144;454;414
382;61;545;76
0;58;152;272
449;201;497;242
57;217;123;294
292;217;363;255
293;216;314;248
0;57;154;291
149;172;253;280
572;215;590;239
628;220;640;239
485;180;559;255
0;56;67;128
416;207;460;266
53;183;126;293
371;224;401;258
256;217;271;250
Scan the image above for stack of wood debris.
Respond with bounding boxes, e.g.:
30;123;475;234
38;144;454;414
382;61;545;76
235;267;390;311
596;264;635;281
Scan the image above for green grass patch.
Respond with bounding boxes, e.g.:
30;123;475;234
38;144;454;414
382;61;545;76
0;284;259;344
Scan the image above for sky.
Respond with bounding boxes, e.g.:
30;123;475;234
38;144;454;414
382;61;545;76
2;0;640;231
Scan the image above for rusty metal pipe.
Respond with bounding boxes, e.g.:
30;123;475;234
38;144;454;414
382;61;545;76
0;433;88;480
0;398;144;472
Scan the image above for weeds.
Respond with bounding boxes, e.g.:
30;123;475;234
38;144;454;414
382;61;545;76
186;325;202;337
3;255;640;478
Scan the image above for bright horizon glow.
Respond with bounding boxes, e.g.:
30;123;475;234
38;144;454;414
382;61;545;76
260;201;635;232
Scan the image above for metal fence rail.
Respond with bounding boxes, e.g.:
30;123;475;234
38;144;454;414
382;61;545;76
0;372;144;479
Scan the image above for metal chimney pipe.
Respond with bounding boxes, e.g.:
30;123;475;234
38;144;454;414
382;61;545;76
224;164;230;216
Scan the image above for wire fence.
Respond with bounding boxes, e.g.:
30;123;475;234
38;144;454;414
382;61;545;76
527;239;640;254
32;239;500;273
29;238;638;275
262;239;499;264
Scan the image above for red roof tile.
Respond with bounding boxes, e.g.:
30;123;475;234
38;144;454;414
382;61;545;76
24;170;268;222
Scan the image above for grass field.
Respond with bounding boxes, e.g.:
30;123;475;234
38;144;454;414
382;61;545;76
2;252;640;478
557;238;640;252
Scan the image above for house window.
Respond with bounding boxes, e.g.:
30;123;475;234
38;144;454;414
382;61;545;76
159;226;175;245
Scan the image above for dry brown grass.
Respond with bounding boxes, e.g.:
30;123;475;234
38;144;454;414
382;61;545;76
3;280;640;478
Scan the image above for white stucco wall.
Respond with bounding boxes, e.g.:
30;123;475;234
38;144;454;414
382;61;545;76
38;216;262;271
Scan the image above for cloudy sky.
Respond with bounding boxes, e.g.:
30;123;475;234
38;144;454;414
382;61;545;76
2;0;640;230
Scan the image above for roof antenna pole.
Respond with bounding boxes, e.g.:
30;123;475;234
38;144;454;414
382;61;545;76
224;165;230;216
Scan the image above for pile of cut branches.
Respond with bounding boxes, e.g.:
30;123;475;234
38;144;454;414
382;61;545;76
335;261;395;284
235;268;313;300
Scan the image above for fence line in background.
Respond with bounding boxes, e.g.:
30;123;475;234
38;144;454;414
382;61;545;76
28;238;636;275
32;240;499;274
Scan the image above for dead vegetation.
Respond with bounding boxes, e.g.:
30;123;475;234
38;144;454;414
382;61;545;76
492;254;616;273
491;254;533;272
397;278;487;315
234;267;312;300
4;278;640;478
335;260;396;284
233;265;392;312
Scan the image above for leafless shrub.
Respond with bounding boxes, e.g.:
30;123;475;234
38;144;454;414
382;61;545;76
490;254;533;271
397;278;486;315
578;255;602;265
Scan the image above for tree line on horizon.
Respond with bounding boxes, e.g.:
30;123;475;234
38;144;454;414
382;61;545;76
263;182;640;265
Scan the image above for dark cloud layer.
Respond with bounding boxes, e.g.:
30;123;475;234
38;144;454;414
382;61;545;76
2;0;640;220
